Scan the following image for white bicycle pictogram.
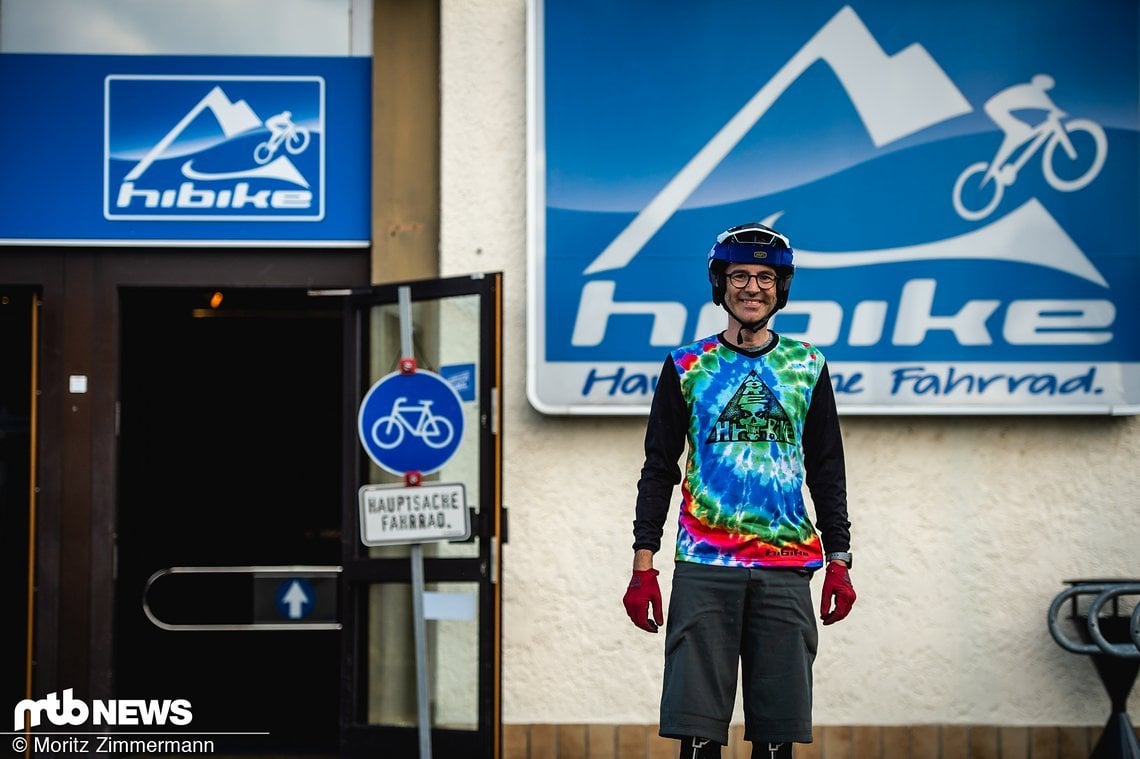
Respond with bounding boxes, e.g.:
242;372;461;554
254;110;311;165
952;79;1106;221
370;396;455;450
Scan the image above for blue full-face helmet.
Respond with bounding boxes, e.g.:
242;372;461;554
707;222;795;311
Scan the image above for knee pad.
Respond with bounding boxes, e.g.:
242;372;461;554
680;735;722;758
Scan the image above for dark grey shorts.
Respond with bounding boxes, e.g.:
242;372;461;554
659;561;818;746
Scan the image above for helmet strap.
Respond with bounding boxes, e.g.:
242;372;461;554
736;319;770;345
724;303;771;345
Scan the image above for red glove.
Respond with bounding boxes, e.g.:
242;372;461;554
820;562;856;625
623;568;664;633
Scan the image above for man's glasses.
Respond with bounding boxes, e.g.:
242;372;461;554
726;270;778;289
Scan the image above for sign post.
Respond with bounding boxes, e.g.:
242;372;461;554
355;286;469;759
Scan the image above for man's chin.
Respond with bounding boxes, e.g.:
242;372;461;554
737;307;772;322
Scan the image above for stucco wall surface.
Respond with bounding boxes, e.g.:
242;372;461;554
439;0;1140;729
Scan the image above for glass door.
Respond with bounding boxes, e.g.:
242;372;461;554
340;273;504;758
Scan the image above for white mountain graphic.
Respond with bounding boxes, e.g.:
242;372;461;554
582;5;1106;288
123;86;308;187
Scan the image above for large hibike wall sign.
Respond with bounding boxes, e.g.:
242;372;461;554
526;1;1140;415
0;54;370;245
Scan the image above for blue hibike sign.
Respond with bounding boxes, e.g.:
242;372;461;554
527;0;1139;414
0;54;370;245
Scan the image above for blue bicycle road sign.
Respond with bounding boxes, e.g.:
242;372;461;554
357;369;465;475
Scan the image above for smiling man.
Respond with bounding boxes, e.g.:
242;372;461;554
622;223;856;759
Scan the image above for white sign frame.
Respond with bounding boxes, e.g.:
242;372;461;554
358;481;470;547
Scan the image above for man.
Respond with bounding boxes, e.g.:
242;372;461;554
622;222;855;759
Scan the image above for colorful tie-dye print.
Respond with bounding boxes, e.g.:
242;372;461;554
670;334;827;568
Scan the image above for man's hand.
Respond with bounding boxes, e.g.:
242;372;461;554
623;568;664;633
820;562;856;625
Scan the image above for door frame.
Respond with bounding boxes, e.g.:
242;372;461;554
339;272;504;758
1;284;41;713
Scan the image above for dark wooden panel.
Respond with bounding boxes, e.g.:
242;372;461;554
910;725;940;758
1030;726;1059;759
822;725;853;759
587;724;616;759
971;725;1000;759
942;725;969;759
884;725;911;758
531;724;558;759
617;725;648;759
1057;726;1089;758
59;250;96;696
502;723;528;759
1001;726;1029;759
558;724;587;759
856;724;885;757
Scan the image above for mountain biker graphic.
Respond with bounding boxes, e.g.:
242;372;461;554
983;74;1062;184
265;110;294;141
254;110;311;165
951;72;1106;221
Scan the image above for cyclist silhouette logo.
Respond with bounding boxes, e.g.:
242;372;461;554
254;110;311;165
953;73;1107;220
357;369;465;475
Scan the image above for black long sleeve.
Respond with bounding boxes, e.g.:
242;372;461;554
802;363;851;554
631;356;687;552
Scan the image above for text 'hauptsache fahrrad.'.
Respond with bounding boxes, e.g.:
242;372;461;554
358;482;470;546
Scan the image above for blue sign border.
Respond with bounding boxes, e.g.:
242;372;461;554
526;0;1140;415
0;53;370;245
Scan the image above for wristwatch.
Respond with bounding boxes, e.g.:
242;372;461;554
826;551;853;568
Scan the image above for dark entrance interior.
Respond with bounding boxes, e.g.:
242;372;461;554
114;286;343;753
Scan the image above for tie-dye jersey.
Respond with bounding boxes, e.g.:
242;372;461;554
671;333;826;568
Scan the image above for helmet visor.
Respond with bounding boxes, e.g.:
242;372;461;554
715;224;790;249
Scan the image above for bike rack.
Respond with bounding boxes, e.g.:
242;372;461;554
1047;579;1140;759
1087;584;1140;660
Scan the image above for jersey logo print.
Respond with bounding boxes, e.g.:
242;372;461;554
706;370;795;444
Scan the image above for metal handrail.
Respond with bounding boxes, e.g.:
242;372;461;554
142;565;342;632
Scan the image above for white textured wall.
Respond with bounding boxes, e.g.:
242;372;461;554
440;0;1140;729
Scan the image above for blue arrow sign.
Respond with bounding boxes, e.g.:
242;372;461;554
275;578;314;620
357;369;465;475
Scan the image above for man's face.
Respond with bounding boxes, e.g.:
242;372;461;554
724;263;778;324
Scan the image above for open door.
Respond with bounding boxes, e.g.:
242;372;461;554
339;273;504;758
